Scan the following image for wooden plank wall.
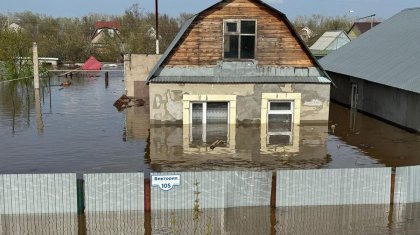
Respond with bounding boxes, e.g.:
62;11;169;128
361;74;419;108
165;0;315;67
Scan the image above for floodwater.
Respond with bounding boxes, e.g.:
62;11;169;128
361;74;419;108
1;71;420;234
1;204;420;234
1;71;420;173
0;71;148;174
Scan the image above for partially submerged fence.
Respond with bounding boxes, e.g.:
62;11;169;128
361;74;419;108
0;166;420;216
0;174;78;234
84;173;144;212
0;174;76;214
394;166;420;204
84;173;145;235
151;171;272;210
276;168;392;206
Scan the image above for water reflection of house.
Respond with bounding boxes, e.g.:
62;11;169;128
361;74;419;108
149;124;329;171
321;8;420;132
124;105;150;141
145;0;331;149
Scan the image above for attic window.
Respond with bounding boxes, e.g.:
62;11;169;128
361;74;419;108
223;20;256;59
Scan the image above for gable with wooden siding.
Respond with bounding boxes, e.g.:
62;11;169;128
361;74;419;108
164;0;316;67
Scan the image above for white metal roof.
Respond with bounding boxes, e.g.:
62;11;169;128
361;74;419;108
310;31;350;51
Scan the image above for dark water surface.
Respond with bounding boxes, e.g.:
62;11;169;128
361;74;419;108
1;72;420;173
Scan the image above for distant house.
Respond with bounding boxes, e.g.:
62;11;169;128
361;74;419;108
295;26;315;43
347;21;381;40
321;8;420;132
7;23;22;32
310;30;351;59
145;0;332;135
91;21;122;46
15;57;61;68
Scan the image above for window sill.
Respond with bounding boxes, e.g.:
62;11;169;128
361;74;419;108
222;59;257;63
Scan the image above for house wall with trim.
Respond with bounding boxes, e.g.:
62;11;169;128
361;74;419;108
149;83;330;124
146;0;331;126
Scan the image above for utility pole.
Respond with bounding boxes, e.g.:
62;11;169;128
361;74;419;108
34;88;44;134
33;42;39;89
356;14;376;29
155;0;159;54
6;11;10;28
370;14;375;29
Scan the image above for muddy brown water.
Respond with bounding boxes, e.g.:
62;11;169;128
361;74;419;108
1;71;420;234
329;103;420;167
1;72;420;173
2;204;419;234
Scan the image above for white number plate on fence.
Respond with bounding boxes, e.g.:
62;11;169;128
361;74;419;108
151;174;181;191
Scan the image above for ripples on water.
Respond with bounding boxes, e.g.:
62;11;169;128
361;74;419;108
1;204;420;234
1;71;420;173
1;71;420;234
0;72;147;174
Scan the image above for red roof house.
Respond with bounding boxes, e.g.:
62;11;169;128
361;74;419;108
81;56;102;70
95;21;120;30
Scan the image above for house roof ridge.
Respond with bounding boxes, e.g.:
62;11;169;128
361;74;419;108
401;7;420;12
146;0;333;85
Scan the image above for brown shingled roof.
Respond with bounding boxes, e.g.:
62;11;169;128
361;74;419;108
349;22;381;34
95;21;120;30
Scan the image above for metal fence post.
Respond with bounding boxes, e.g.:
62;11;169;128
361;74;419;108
77;179;85;214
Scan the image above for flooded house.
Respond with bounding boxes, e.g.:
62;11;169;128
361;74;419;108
321;8;420;132
91;21;123;48
145;0;331;128
135;0;333;167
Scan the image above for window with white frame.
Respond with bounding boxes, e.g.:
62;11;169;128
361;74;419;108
223;20;256;59
190;102;229;146
267;101;293;145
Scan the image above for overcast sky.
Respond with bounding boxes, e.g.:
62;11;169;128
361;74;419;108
2;0;419;20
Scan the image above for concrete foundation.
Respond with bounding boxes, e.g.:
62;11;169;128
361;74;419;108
124;54;161;98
